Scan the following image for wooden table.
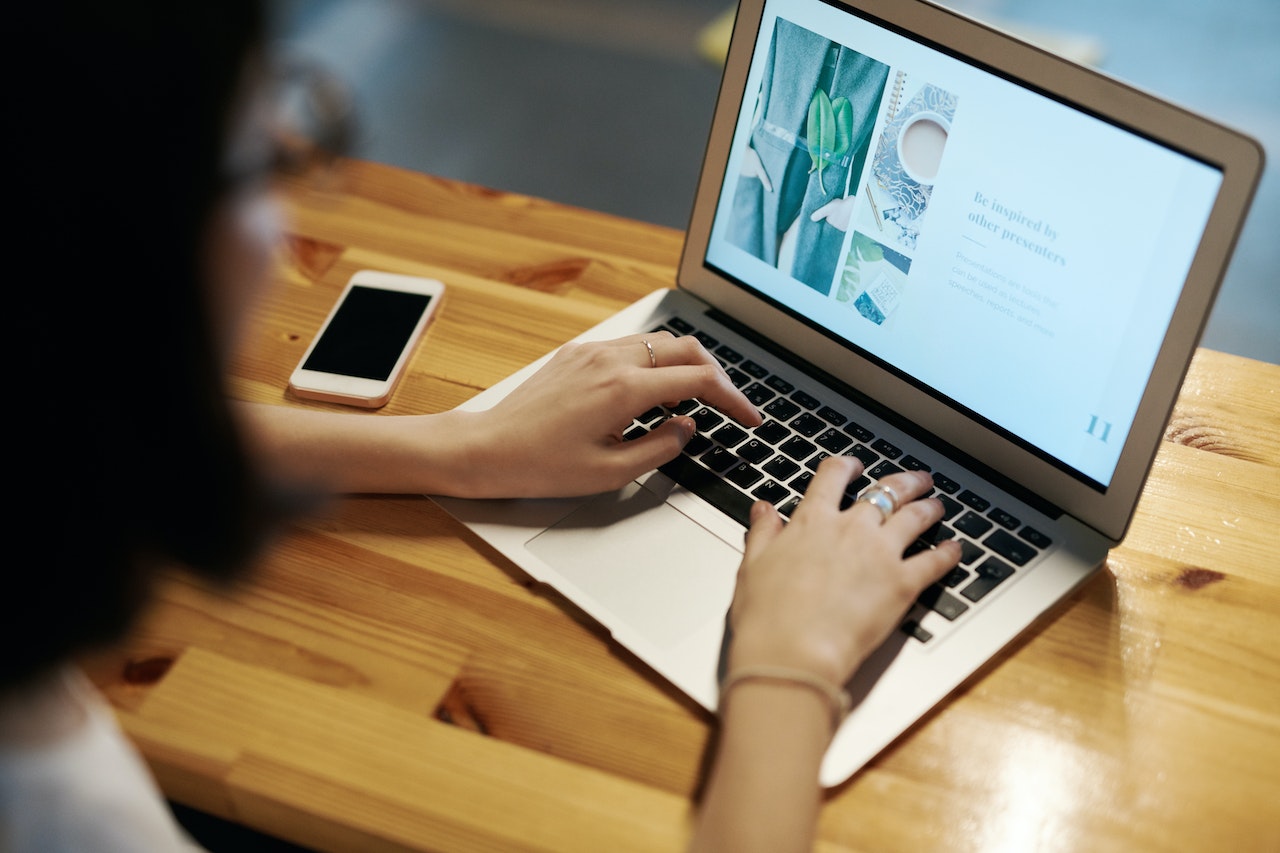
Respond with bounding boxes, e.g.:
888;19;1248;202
85;160;1280;852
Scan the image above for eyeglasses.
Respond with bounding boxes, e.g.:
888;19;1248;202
223;58;357;190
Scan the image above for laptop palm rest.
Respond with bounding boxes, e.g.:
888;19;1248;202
527;482;741;650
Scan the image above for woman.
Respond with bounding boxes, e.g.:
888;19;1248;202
1;3;958;850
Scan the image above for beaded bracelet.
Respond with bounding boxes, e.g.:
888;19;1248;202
719;665;853;729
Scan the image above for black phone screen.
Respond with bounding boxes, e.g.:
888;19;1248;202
301;286;433;380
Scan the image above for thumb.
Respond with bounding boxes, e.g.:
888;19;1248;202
742;499;784;560
613;415;696;474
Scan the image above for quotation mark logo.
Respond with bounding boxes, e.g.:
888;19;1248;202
1086;415;1112;442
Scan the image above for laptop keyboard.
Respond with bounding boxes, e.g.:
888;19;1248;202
623;315;1054;645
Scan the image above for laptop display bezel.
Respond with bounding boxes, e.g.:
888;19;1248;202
677;0;1263;543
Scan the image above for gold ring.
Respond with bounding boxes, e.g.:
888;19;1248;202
642;338;657;368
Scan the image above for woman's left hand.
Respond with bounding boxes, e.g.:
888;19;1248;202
455;331;762;498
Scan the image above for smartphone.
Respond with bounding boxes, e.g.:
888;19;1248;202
287;270;445;408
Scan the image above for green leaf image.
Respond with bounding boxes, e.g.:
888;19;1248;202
806;90;854;194
832;96;853;161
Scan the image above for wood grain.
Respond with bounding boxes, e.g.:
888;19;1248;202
84;161;1280;852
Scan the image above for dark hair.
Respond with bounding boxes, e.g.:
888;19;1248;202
4;1;288;689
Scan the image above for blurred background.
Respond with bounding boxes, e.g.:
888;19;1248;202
267;0;1279;365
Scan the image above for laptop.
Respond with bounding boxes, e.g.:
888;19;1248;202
433;0;1262;786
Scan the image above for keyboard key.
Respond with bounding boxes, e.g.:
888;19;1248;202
743;382;776;406
955;511;994;539
691;407;724;432
754;420;790;444
623;425;647;441
931;472;961;493
815;428;852;453
765;375;794;394
725;461;764;489
780;436;817;461
726;367;751;388
715;344;743;364
817;406;847;426
958;539;985;565
846;443;879;467
693;331;718;350
764;398;800;421
700;446;736;473
843;421;874;442
871;438;902;459
752;479;790;504
670;399;699;415
684;433;712;455
791;390;821;410
919;585;970;620
919;522;956;545
779;496;802;517
960;557;1015;602
790;412;825;437
637;406;665;424
667;316;695;334
763;456;800;480
901;619;934;643
849;475;871;496
737;439;773;464
900;455;931;472
659;454;752;527
1019;526;1053;549
867;459;903;480
985;530;1038;566
790;471;814;494
938;494;964;520
940;566;970;587
712;424;747;447
988;508;1020;530
958;489;991;512
741;360;769;379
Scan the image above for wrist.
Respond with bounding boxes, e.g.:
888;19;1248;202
720;665;851;731
727;626;850;692
415;408;501;498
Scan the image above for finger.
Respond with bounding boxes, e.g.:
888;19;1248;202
875;470;935;504
646;333;722;371
901;538;962;589
610;416;696;478
632;363;762;428
799;455;865;509
743;499;784;560
847;469;931;527
883;495;945;543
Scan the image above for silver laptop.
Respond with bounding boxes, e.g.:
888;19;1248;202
434;0;1262;786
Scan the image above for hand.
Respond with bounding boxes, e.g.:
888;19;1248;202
739;145;774;193
461;332;762;498
809;196;854;232
726;456;961;687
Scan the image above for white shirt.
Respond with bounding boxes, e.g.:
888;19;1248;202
0;666;202;852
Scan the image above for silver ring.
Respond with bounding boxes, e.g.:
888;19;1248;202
641;338;657;368
856;483;900;522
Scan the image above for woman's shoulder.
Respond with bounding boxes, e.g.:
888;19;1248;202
0;666;203;852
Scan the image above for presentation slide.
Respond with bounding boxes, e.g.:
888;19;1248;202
704;0;1223;486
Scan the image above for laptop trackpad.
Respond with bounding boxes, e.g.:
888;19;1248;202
526;482;741;649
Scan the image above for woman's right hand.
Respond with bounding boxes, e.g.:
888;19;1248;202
726;455;962;689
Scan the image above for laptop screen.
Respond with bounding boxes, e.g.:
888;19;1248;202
703;0;1224;490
